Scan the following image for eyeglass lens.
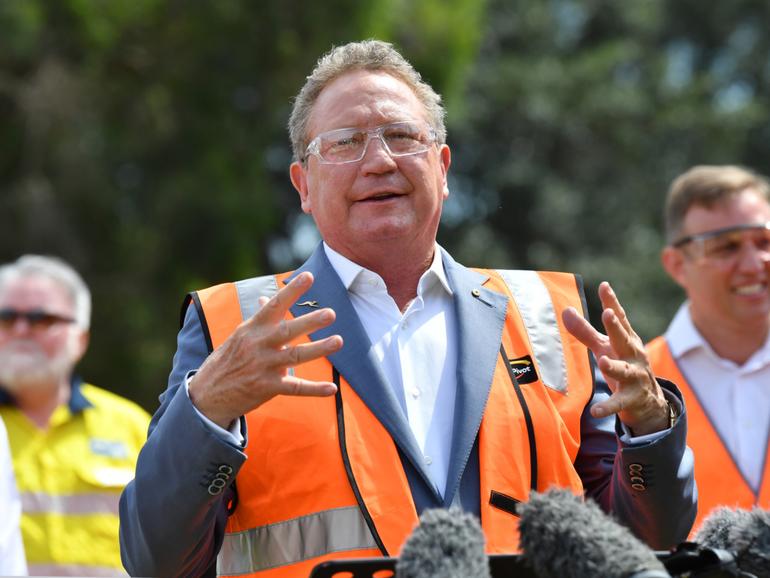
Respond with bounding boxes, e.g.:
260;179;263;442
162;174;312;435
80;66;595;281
692;227;770;262
313;121;434;163
0;308;75;330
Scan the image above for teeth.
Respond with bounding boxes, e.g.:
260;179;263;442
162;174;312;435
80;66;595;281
734;283;766;295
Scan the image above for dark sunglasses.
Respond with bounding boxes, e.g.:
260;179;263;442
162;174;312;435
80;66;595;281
0;308;76;330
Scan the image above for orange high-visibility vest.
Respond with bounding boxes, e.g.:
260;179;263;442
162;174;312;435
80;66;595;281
647;336;770;534
193;268;594;577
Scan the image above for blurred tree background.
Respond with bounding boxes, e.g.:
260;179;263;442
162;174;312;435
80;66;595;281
1;0;768;411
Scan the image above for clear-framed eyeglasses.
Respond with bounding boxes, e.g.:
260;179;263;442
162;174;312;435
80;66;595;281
302;120;438;165
672;222;770;266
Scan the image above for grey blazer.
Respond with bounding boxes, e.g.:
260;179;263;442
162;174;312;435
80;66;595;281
119;244;696;577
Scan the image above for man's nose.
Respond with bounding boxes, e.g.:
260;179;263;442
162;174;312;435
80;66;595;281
360;135;397;170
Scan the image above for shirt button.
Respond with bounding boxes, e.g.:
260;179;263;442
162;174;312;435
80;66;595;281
411;388;420;399
401;322;408;330
424;456;433;466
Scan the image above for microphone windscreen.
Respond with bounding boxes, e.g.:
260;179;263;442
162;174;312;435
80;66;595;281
692;506;753;549
395;508;491;578
519;488;669;578
726;507;770;577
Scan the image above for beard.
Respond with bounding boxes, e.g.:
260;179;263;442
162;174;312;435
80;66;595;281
0;338;76;394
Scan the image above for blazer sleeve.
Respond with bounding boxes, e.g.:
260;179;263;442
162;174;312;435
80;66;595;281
119;303;247;578
575;375;697;549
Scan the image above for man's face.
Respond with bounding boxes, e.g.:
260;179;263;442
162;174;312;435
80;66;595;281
290;70;451;262
663;189;770;332
0;275;86;392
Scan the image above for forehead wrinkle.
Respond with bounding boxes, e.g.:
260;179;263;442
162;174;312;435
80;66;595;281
308;71;426;137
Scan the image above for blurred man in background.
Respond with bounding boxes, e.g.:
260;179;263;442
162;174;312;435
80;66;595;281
648;165;770;533
0;416;27;575
0;255;150;576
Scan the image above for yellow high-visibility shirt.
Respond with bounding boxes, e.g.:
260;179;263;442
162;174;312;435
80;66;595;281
0;379;150;577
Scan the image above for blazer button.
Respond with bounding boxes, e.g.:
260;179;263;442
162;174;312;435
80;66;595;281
218;464;234;476
208;477;227;495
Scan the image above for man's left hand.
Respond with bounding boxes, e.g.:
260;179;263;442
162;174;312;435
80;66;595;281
562;281;670;435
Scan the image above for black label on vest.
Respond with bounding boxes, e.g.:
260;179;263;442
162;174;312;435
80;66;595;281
508;354;538;384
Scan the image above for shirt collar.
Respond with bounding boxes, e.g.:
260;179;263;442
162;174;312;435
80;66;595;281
665;302;770;367
0;374;93;413
322;242;453;297
664;302;705;359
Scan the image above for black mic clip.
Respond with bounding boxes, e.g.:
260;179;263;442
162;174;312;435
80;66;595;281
658;541;756;578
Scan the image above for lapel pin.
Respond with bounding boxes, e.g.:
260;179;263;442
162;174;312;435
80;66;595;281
297;300;320;308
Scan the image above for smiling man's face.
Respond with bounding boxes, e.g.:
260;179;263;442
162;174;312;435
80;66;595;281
668;189;770;333
289;70;450;264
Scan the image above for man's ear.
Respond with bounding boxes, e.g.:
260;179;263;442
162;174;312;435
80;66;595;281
73;329;90;364
290;161;312;214
661;246;688;289
439;144;451;199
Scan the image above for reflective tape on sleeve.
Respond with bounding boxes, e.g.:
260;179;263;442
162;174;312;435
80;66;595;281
20;491;120;516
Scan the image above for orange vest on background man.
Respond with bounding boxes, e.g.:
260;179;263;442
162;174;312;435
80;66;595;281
647;337;770;534
194;268;594;578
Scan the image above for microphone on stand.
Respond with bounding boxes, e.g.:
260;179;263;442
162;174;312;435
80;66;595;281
518;488;670;578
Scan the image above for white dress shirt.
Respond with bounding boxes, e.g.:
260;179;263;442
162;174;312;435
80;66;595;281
324;243;458;497
665;303;770;491
0;417;27;575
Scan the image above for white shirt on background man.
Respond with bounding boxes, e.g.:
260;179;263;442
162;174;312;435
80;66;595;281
664;303;770;491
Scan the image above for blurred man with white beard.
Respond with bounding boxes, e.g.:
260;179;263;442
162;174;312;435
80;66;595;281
0;255;150;576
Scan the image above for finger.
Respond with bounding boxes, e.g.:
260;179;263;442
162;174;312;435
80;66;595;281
261;308;337;348
563;306;607;352
598;282;634;336
590;393;625;419
279;375;338;398
596;354;639;385
255;272;314;324
601;307;636;360
277;335;343;367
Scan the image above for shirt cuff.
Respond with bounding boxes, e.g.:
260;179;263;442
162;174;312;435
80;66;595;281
184;370;245;447
619;391;682;445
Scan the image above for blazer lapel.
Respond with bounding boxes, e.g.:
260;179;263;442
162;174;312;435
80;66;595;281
287;245;436;493
440;250;508;506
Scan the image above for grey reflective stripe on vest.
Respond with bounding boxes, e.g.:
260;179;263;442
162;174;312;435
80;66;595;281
495;270;569;394
28;563;127;576
21;491;120;515
235;276;280;321
216;506;378;575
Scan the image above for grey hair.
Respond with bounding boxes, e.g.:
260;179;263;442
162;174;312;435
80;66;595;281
665;165;770;244
0;255;91;330
288;39;447;163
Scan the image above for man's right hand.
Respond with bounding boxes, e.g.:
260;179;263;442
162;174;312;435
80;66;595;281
188;271;343;428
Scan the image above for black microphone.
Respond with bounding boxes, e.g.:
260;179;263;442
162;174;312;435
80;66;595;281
395;508;491;578
694;506;770;577
518;488;670;578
